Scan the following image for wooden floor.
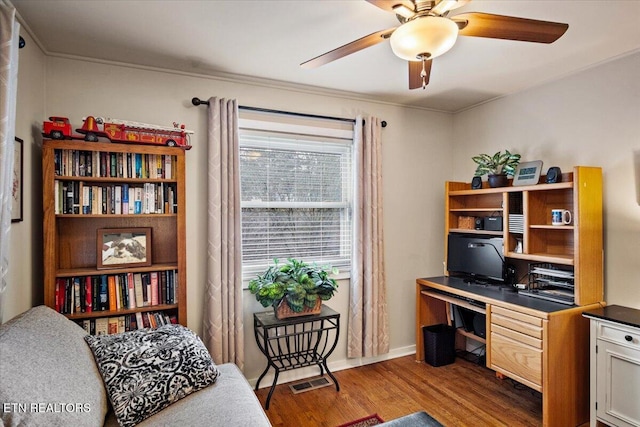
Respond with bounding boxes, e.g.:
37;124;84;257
255;354;544;427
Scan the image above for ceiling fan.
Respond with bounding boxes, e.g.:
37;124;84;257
301;0;569;90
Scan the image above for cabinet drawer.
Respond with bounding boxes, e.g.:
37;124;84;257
491;332;542;389
597;321;640;349
492;324;542;349
492;313;543;340
492;306;543;327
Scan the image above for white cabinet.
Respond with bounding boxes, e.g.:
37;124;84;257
585;306;640;427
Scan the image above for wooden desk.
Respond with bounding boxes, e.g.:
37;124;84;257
417;276;602;427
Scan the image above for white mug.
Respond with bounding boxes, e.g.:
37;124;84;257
551;209;571;225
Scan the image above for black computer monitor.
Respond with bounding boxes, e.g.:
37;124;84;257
447;234;504;283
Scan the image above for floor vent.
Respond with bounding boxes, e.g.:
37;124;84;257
288;376;333;394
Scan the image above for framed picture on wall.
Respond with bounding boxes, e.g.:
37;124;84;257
11;137;23;222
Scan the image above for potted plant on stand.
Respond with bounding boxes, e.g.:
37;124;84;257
248;258;338;319
472;150;521;188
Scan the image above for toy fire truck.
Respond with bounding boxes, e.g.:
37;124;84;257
42;116;77;140
42;116;193;149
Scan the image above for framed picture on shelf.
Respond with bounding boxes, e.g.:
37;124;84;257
11;137;23;222
97;227;152;269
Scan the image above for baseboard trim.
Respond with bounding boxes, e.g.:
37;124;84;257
249;344;416;389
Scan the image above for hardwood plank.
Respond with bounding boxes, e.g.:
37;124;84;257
255;355;543;426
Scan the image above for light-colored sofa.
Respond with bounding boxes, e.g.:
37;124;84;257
0;305;271;427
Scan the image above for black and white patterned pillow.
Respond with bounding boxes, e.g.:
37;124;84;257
85;324;220;427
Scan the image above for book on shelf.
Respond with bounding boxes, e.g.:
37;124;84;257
55;270;179;315
95;317;108;336
74;311;178;336
73;277;81;313
150;272;159;306
127;272;136;309
133;273;144;308
135;312;144;330
54;148;176;180
84;276;92;313
54;181;177;215
107;276;117;311
122;184;129;215
107;317;118;335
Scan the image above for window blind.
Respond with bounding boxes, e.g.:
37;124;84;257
239;127;353;279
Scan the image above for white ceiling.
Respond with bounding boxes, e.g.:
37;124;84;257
12;0;640;112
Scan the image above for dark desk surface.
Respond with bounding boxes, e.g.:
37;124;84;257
419;276;577;314
583;305;640;329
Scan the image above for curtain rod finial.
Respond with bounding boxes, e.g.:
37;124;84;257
192;97;209;106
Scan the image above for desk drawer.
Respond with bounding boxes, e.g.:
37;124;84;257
491;332;542;389
489;305;544;390
492;324;542;349
492;313;543;340
492;306;542;327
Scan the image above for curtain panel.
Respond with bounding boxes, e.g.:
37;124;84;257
347;115;389;358
0;2;20;323
202;97;244;369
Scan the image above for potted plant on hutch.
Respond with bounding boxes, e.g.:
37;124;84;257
248;258;338;319
472;150;521;188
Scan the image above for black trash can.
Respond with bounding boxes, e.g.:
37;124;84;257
422;324;456;367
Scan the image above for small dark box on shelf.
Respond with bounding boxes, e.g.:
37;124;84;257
422;324;456;367
484;216;503;231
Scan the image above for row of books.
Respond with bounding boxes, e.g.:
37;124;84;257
75;311;178;335
55;270;179;315
54;149;176;179
54;181;177;215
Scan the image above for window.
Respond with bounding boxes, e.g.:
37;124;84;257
239;118;353;278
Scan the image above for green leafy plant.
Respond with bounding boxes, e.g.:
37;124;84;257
472;150;521;177
248;258;338;313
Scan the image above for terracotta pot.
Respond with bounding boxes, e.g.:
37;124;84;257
488;174;508;188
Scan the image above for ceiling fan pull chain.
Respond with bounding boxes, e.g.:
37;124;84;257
421;57;428;90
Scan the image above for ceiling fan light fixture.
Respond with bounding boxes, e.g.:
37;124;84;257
389;16;459;61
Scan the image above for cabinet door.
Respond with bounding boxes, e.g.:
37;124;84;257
596;340;640;427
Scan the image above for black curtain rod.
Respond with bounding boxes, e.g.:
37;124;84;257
191;97;387;128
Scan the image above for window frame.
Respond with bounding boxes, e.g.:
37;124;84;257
238;117;354;283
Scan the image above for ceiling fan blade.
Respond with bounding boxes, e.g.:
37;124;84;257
301;28;396;69
409;59;432;90
365;0;415;14
453;12;569;43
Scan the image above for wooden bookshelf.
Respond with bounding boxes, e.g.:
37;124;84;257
42;140;187;333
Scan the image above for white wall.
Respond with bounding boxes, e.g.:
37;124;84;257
9;53;453;383
452;51;640;309
6;29;45;319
